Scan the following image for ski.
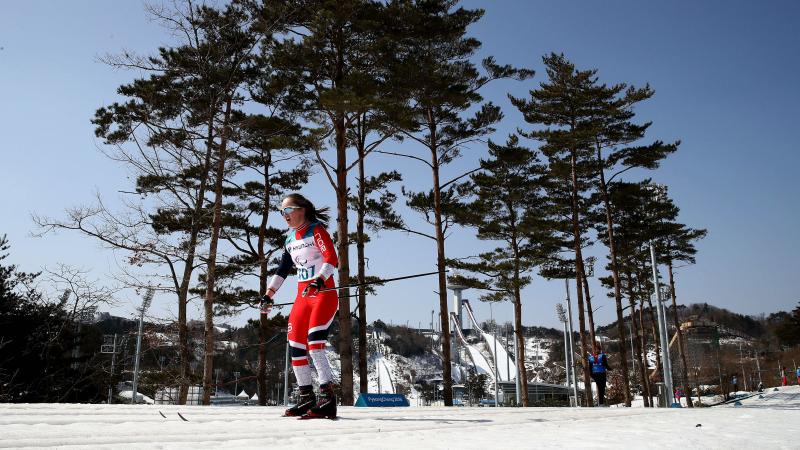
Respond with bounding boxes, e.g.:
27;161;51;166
298;414;338;421
159;411;189;421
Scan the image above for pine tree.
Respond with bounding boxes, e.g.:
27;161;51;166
39;1;275;404
511;53;598;405
349;165;402;394
581;64;678;407
450;135;557;407
175;3;268;406
647;188;707;407
344;16;409;393
379;0;532;406
600;181;657;405
269;0;390;404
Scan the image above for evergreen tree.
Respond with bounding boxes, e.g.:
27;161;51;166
647;187;707;407
379;0;532;406
450;135;556;406
599;181;657;405
38;1;265;404
0;236;107;402
348;166;402;393
269;0;389;404
581;63;678;406
90;1;276;405
511;53;599;405
344;14;409;393
217;61;313;403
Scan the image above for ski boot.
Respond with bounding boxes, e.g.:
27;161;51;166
301;384;337;420
284;387;316;417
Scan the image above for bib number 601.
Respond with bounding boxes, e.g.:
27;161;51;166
298;266;315;280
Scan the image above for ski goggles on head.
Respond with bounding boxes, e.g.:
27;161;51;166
281;206;302;216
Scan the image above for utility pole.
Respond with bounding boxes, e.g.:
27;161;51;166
103;333;118;404
513;317;521;405
505;325;511;381
556;303;574;408
738;343;748;391
754;351;762;386
649;243;674;406
131;288;154;404
234;371;240;401
490;303;499;407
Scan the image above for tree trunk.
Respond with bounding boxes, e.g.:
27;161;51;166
596;145;631;406
429;112;453;407
668;261;692;407
511;232;529;407
638;299;652;407
202;94;233;406
629;299;648;407
334;113;355;406
257;153;272;406
356;134;369;395
582;271;596;347
176;116;216;404
568;151;593;407
625;269;649;407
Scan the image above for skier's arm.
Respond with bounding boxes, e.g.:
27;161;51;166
603;354;611;370
267;249;293;296
313;225;338;281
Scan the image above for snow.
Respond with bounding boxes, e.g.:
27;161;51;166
480;331;517;381
117;390;154;405
461;302;517;381
464;343;493;377
1;386;797;448
376;357;395;393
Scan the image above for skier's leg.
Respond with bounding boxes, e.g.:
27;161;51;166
307;291;339;386
596;373;606;405
284;294;315;416
305;290;339;418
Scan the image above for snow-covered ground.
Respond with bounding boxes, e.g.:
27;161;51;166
2;385;797;449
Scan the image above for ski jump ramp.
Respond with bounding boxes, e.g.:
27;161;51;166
450;313;494;379
462;300;517;381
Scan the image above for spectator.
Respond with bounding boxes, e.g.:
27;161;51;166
588;343;611;406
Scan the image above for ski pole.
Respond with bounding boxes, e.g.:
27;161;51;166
269;270;448;307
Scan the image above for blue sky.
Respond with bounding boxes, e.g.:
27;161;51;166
1;1;798;329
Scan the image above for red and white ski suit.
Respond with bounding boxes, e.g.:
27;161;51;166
268;222;338;375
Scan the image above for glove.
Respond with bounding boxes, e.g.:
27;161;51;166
301;277;325;297
260;294;274;315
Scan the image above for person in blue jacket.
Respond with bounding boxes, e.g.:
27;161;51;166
588;342;611;406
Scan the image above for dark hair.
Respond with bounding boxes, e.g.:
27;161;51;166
284;193;330;227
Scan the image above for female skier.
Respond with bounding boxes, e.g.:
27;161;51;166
261;193;339;419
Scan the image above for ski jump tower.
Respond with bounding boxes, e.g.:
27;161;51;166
447;281;468;368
